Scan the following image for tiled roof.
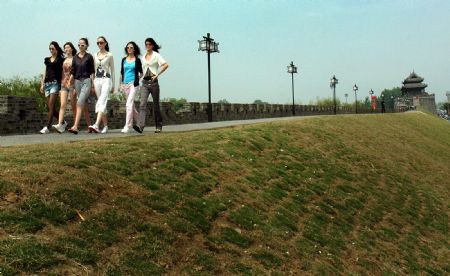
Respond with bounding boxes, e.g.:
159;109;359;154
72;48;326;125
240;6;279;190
403;71;424;84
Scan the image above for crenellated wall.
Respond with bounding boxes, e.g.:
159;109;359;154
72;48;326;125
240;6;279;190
0;95;394;135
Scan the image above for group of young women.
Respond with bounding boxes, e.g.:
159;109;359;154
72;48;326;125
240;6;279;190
40;36;169;134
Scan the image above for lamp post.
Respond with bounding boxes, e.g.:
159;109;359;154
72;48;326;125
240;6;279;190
391;95;395;112
330;75;338;115
198;33;219;122
344;93;348;104
287;61;298;116
353;84;358;114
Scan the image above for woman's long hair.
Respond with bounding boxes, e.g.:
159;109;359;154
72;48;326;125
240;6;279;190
144;37;161;53
63;42;77;56
49;41;64;59
98;36;110;52
124;41;140;56
79;37;89;49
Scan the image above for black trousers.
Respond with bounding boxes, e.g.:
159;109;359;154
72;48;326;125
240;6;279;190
139;79;162;128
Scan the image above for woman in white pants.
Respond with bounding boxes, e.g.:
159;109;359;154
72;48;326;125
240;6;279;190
119;41;142;133
89;36;115;133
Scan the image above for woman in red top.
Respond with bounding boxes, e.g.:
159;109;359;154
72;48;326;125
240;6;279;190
54;42;92;133
53;42;75;133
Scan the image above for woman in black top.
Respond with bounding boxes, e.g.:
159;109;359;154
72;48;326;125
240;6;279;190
39;41;64;134
68;38;95;134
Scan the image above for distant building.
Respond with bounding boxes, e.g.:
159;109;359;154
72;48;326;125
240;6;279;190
401;71;428;97
396;71;436;113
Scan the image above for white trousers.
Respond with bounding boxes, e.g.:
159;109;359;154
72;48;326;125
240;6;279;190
124;84;139;128
94;78;112;114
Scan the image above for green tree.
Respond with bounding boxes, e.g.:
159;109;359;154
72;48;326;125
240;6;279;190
380;87;402;110
443;103;450;114
363;96;371;108
162;97;188;112
253;99;269;105
0;76;46;112
314;97;341;107
218;99;230;104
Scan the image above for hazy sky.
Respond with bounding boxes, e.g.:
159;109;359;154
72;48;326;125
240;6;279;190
0;0;449;104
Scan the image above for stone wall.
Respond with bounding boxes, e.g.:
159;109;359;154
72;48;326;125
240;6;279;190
412;95;437;114
0;95;385;135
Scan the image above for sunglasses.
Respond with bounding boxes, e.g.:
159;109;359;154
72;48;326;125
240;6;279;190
78;44;86;47
127;46;134;49
49;47;55;51
97;41;105;45
145;43;152;46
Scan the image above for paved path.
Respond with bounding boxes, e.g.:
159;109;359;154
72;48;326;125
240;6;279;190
0;115;328;147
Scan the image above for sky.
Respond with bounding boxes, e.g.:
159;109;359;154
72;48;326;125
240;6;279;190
0;0;449;104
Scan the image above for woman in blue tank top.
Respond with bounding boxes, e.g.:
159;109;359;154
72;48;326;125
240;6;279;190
119;41;143;133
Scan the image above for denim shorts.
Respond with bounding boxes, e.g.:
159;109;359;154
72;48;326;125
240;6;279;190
61;86;74;93
44;81;60;97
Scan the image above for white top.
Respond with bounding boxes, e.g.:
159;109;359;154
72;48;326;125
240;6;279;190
94;52;115;82
142;51;166;78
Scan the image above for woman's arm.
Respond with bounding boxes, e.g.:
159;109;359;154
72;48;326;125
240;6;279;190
69;57;76;87
153;63;168;81
89;55;95;94
119;58;124;91
138;58;143;80
40;67;46;94
109;55;115;93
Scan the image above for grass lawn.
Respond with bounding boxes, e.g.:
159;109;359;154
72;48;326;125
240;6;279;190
0;112;449;275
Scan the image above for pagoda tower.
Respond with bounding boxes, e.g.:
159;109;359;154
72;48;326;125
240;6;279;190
401;71;428;97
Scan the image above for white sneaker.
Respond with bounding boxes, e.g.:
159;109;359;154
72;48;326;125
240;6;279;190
62;120;68;129
101;126;109;134
55;123;66;134
40;126;50;134
88;124;100;133
121;127;130;133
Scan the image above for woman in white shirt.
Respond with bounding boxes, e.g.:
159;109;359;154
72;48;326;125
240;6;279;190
134;37;169;133
88;36;115;133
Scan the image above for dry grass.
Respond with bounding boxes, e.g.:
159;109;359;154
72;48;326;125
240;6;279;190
0;112;449;275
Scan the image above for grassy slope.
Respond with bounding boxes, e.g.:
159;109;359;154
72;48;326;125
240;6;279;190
0;112;449;275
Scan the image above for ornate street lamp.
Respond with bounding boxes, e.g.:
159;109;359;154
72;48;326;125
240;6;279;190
198;33;219;122
353;84;358;114
287;61;298;116
330;75;338;115
391;95;395;112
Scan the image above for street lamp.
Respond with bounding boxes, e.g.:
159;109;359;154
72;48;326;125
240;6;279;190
353;84;358;114
344;93;348;104
330;75;338;115
198;33;219;122
287;61;298;116
391;95;395;112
